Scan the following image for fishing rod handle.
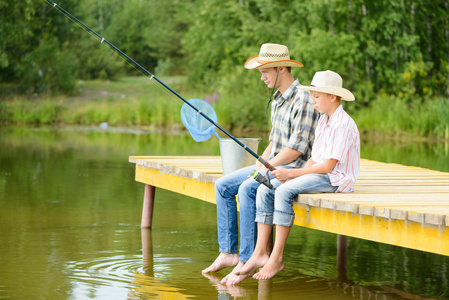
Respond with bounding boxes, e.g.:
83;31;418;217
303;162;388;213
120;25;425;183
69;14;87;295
256;157;276;171
251;171;273;189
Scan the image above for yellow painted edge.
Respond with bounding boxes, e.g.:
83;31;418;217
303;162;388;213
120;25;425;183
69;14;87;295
136;165;216;204
292;203;449;256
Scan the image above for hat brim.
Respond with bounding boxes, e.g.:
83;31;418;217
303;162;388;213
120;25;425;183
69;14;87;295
244;55;304;69
297;86;355;101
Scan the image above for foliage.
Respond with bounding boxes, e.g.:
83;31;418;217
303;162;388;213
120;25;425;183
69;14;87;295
103;0;188;75
17;39;78;94
0;0;37;69
290;29;362;100
0;0;448;138
354;95;449;139
74;39;124;81
0;0;80;93
181;0;448;101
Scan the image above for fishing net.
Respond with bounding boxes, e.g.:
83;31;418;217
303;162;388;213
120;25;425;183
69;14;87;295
181;98;220;142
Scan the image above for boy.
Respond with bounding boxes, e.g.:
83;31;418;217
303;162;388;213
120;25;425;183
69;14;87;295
236;70;360;281
202;44;319;285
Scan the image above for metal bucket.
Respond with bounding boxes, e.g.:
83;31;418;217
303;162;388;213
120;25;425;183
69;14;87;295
219;138;261;175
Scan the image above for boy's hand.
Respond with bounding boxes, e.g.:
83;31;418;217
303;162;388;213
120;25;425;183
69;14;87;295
272;168;290;183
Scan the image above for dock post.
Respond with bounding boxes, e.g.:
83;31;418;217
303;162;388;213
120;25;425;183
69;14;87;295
141;228;154;276
141;184;156;228
337;234;348;281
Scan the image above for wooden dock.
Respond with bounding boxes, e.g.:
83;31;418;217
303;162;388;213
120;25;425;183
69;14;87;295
129;156;449;257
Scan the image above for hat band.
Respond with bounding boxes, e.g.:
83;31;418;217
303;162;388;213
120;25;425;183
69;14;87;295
259;51;289;58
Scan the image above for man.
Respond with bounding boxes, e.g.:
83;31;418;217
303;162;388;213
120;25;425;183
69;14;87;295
202;43;319;285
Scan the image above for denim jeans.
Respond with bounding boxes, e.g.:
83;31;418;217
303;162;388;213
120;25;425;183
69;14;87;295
215;165;292;262
215;165;259;262
255;173;338;227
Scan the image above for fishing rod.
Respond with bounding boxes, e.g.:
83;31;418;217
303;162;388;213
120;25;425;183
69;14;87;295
46;0;275;188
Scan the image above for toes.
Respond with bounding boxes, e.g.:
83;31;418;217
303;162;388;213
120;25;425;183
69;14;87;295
220;275;229;284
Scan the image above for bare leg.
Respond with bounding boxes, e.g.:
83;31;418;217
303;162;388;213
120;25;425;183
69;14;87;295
253;224;291;280
202;252;239;273
235;223;273;276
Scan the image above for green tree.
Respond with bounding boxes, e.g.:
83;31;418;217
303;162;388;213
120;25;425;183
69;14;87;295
0;0;80;93
0;0;39;83
1;0;448;99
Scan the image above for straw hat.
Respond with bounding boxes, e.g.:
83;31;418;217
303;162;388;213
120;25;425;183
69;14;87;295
297;70;355;101
244;43;304;69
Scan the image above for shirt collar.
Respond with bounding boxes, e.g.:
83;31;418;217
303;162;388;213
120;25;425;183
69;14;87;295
323;104;344;126
273;78;300;103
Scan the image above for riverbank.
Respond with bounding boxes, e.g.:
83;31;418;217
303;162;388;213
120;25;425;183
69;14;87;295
1;76;448;141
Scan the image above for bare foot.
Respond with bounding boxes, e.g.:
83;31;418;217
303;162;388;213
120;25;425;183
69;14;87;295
253;257;284;280
234;254;269;276
203;273;247;296
224;272;254;285
202;253;239;273
220;261;243;284
221;262;254;285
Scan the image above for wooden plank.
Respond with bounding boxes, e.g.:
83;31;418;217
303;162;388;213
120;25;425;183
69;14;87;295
131;156;223;183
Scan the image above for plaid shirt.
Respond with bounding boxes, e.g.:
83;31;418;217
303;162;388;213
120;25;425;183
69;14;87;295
269;79;320;168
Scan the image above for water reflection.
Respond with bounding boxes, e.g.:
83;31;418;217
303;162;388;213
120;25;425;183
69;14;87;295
362;135;449;172
141;229;154;276
139;227;443;300
1;126;449;299
132;228;192;299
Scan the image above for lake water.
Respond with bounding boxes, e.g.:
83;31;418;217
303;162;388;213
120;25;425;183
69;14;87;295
1;126;448;299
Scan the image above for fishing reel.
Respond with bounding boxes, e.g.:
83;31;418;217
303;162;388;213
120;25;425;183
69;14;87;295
251;170;273;189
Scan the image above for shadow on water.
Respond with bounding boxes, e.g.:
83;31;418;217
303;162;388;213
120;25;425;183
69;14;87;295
0;125;448;299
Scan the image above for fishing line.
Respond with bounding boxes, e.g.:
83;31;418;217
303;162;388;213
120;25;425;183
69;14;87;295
46;0;276;188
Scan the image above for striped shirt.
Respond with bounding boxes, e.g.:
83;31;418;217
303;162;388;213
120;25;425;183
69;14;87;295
269;79;320;168
312;105;360;192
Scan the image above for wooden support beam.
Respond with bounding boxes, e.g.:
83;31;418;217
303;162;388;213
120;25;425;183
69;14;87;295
337;235;348;281
141;184;156;229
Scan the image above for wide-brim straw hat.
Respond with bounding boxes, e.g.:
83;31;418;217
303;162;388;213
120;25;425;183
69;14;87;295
244;43;304;69
297;70;355;101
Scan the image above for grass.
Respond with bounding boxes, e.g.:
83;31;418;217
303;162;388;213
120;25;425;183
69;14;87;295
1;76;448;141
354;95;449;141
1;76;194;128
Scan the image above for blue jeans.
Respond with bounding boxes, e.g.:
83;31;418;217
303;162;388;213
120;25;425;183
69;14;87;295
215;165;291;262
255;173;338;227
215;165;260;263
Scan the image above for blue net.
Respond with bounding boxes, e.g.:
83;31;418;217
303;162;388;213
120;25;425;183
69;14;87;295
181;98;220;142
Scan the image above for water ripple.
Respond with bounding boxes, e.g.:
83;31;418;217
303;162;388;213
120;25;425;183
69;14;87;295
66;255;142;287
64;255;193;299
